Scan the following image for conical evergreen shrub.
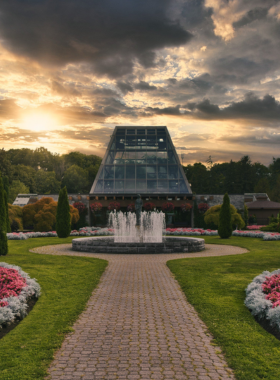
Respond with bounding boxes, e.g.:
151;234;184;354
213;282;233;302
0;175;8;255
3;176;11;232
56;186;71;238
218;193;232;239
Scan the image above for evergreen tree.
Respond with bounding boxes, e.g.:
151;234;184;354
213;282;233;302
3;176;11;232
218;193;232;239
243;203;248;229
56;186;71;238
0;175;8;255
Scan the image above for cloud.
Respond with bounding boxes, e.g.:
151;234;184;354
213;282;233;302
233;7;268;29
0;0;192;78
134;81;157;91
0;99;20;119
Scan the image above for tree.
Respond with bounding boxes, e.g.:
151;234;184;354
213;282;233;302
244;204;248;229
62;165;89;193
204;197;245;232
0;175;8;255
8;204;23;231
9;180;30;203
3;176;11;232
11;164;36;192
218;193;233;238
34;170;61;194
56;187;71;238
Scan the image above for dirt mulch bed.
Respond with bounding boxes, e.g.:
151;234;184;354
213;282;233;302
256;316;280;341
0;297;37;340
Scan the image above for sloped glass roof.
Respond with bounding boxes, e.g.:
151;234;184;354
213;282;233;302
90;126;192;195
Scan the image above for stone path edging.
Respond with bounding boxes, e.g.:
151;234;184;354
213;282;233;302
31;243;248;380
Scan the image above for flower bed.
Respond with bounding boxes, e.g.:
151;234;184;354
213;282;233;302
247;225;266;230
165;228;218;236
245;270;280;332
0;263;41;327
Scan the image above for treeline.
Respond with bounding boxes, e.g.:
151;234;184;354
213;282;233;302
0;147;102;203
183;155;280;202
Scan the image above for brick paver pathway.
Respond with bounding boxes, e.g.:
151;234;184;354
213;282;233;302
32;243;248;380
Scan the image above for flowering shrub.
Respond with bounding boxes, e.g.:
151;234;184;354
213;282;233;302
245;269;280;332
165;228;218;236
198;203;209;213
247;225;266;230
0;267;27;299
162;202;174;212
127;203;135;212
73;201;87;214
0;263;41;326
144;202;156;211
181;203;192;213
262;274;280;308
107;201;121;211
90;202;102;213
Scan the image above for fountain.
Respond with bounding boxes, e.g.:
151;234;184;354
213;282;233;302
72;195;205;254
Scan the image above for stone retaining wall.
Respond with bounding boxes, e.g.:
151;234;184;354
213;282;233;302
72;236;205;254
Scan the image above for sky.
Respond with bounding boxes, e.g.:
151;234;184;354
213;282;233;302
1;0;280;166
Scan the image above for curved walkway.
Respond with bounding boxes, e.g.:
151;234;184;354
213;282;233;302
32;244;248;380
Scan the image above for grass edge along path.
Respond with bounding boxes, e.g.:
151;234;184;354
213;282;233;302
167;236;280;380
0;237;107;380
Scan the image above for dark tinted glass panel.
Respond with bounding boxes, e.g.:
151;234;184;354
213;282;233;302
126;136;136;149
127;129;135;134
136;180;146;191
136;166;146;179
104;180;114;192
125;151;138;164
147;180;157;192
179;169;183;179
115;180;124;191
136;136;146;149
114;151;125;164
157;152;167;164
136;152;146;164
147;165;156;179
167;139;173;150
116;129;125;135
137;129;145;134
157;136;166;150
146;152;157;164
179;180;189;193
126;166;135;179
158;180;168;192
158;165;167;179
147;129;155;134
98;168;104;179
168;165;178;179
168;150;176;164
95;180;103;192
125;180;135;191
157;128;165;133
115;166;124;179
110;138;116;150
116;136;125;150
105;151;114;164
146;136;157;149
169;180;179;192
104;165;114;179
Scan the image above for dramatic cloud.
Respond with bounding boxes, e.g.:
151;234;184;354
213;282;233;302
0;0;192;78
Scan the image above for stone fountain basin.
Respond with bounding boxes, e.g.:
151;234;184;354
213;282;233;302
72;236;205;254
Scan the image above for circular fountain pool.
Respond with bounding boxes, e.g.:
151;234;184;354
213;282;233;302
72;236;205;254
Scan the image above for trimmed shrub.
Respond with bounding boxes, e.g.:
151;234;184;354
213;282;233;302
8;204;23;231
244;203;248;229
56;187;71;238
204;203;245;230
0;176;8;256
218;193;232;239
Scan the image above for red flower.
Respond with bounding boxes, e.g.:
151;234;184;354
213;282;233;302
73;201;86;214
90;202;103;212
144;202;156;211
162;202;175;212
107;201;121;211
181;203;192;212
198;203;209;213
0;267;27;302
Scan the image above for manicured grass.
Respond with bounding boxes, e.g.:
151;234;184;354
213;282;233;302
167;236;280;380
0;238;107;380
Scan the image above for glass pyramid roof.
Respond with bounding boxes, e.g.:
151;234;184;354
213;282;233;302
90;126;192;195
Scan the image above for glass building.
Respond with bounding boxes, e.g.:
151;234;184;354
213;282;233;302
90;126;192;197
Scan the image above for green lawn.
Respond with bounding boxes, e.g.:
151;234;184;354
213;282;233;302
0;238;107;380
167;236;280;380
